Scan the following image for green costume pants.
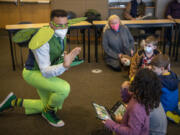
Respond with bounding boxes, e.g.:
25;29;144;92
22;68;70;115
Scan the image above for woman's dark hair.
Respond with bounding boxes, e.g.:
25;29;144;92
50;9;67;20
129;68;161;115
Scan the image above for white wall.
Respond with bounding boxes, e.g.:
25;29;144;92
155;0;172;19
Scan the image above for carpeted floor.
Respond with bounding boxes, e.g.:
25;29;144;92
0;29;180;135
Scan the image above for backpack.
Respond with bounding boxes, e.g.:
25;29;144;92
84;9;101;23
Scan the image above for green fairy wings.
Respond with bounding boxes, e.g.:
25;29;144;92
12;17;87;50
67;17;87;27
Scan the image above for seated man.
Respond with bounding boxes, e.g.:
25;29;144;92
166;0;180;46
124;0;146;20
0;9;82;127
166;0;180;20
124;0;158;35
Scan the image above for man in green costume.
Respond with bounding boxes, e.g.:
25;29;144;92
0;9;83;127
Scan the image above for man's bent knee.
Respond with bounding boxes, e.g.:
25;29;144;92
62;81;70;97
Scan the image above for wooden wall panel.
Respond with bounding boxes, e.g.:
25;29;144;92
51;0;108;19
85;0;108;20
20;0;50;3
19;3;50;23
0;2;50;28
0;0;173;28
51;0;86;17
0;3;20;28
0;0;17;2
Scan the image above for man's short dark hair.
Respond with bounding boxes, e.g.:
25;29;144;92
50;9;67;20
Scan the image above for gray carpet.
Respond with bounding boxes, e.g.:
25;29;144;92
0;29;180;135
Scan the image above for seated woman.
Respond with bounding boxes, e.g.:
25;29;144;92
124;0;158;35
102;15;134;71
124;0;146;20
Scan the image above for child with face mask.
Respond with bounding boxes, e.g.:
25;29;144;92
150;54;180;124
129;35;160;79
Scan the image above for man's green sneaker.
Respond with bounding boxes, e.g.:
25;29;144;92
0;92;16;112
42;109;65;127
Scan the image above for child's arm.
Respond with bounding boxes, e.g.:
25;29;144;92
115;114;123;123
102;115;123;124
103;107;146;135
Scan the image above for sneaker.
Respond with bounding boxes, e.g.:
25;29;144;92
0;92;16;112
166;111;180;124
42;109;65;127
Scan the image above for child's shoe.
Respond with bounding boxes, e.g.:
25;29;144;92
0;92;16;112
166;111;180;124
42;109;65;127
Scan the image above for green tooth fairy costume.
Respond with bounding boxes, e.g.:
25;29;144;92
0;9;86;127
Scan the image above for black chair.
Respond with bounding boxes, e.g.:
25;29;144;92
13;21;32;69
66;11;78;52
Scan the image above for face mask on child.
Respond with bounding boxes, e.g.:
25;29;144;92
110;23;120;31
55;29;68;39
120;88;132;103
122;58;131;66
144;46;153;54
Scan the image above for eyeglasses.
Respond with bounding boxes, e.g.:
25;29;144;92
51;21;68;29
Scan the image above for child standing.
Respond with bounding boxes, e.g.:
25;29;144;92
129;35;160;79
102;69;162;135
151;54;180;124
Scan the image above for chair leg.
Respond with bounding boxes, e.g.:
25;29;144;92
67;31;71;52
20;48;24;69
77;29;80;44
13;43;17;67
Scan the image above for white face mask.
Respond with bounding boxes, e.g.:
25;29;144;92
144;46;153;54
55;29;68;39
121;58;131;66
124;59;131;66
